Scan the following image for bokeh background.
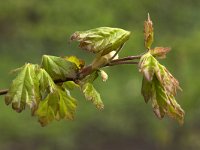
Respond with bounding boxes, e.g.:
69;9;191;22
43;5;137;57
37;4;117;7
0;0;200;150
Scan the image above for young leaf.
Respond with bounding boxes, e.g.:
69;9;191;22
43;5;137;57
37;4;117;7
150;47;171;59
71;27;131;56
35;86;77;126
156;64;181;95
41;55;78;81
139;52;158;81
65;56;85;69
5;63;40;113
62;81;80;91
152;77;184;124
37;68;57;99
141;77;153;103
82;82;104;110
139;52;181;96
144;14;154;49
79;71;104;110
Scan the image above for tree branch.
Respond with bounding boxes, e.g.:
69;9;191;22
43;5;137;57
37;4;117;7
105;61;138;67
111;55;142;63
0;54;142;96
0;89;8;95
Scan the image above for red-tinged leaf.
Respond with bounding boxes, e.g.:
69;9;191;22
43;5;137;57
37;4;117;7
150;47;171;59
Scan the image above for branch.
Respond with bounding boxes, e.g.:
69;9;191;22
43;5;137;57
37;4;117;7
0;54;142;96
111;55;142;63
0;89;8;95
105;61;138;67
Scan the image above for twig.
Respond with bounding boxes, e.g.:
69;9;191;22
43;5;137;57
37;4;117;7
105;61;138;67
0;89;8;95
111;55;142;63
0;54;142;96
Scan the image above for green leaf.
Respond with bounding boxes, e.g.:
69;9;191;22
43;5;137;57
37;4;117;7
79;71;104;110
35;86;77;126
5;63;40;113
152;77;184;124
144;14;154;49
82;82;104;110
141;77;153;103
71;27;131;56
41;55;78;81
37;68;57;99
139;52;181;95
139;52;158;81
35;92;58;126
62;81;80;91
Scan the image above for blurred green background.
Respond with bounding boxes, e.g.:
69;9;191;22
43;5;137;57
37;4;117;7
0;0;200;150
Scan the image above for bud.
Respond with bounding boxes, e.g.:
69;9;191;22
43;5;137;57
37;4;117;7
92;51;119;69
144;13;154;49
100;70;108;82
150;47;171;59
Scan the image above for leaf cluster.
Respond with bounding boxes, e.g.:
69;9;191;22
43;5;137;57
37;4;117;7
3;14;185;126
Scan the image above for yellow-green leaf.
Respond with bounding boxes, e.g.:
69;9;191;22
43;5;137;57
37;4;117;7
65;56;85;69
5;63;40;113
82;82;104;110
35;86;77;126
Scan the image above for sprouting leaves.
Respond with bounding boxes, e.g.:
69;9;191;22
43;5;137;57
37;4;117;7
5;52;106;126
3;14;185;126
71;27;131;56
144;14;154;49
41;55;78;81
36;68;77;126
139;52;184;124
35;86;77;127
5;63;40;113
